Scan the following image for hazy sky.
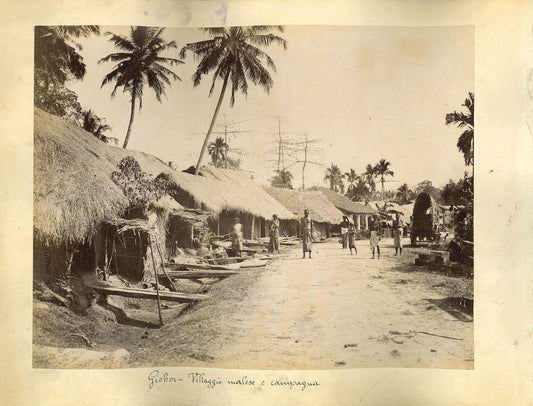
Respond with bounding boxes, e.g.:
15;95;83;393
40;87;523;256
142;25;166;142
69;25;474;190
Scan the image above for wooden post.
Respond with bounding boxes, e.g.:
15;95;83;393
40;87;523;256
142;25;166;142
148;235;164;327
104;226;108;270
65;241;75;276
250;216;255;240
356;215;361;231
153;234;178;292
112;238;119;276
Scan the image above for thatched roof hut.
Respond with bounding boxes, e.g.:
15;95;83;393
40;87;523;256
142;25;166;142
309;186;376;215
34;108;129;244
161;167;295;220
34;108;194;245
264;187;344;224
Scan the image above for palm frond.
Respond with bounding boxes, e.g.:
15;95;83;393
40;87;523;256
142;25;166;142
152;62;181;82
246;33;287;51
104;32;135;51
98;52;132;64
180;38;220;58
154;56;184;66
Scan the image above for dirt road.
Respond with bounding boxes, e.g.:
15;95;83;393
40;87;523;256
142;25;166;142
131;239;473;369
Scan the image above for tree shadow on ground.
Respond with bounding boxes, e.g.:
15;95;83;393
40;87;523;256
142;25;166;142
425;297;473;322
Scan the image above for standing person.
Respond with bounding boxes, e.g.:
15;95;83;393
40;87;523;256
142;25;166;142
231;217;243;257
347;222;358;255
369;214;381;259
268;214;280;254
301;209;313;259
340;216;350;249
392;213;404;256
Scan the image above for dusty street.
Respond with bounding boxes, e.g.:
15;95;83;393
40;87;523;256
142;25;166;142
129;239;473;370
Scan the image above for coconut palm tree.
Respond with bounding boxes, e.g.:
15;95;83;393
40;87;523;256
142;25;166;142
180;26;287;175
35;25;100;86
396;183;412;204
81;109;112;142
208;136;229;167
344;168;360;194
363;164;377;198
374;159;394;200
34;25;100;117
446;92;474;166
347;178;369;202
270;169;293;189
324;164;345;194
100;26;183;148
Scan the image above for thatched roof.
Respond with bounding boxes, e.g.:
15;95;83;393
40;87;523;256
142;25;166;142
34;108;192;244
153;195;183;214
264;187;344;224
34;108;129;244
162;166;295;220
309;186;376;214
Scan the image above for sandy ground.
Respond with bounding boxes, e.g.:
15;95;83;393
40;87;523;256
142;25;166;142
34;238;473;369
130;238;473;370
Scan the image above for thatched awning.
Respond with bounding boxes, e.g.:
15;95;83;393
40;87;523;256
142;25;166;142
162;167;296;220
264;187;344;224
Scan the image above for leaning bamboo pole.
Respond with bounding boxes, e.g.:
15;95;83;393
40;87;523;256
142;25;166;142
148;235;164;326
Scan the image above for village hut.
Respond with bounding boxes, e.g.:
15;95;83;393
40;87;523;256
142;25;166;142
264;187;344;239
160;167;296;240
34;108;208;283
309;186;376;231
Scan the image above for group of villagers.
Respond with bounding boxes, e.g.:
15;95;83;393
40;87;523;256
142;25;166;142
232;210;404;260
339;213;404;259
269;209;314;258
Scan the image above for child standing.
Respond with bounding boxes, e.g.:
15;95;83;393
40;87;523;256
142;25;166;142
347;223;358;255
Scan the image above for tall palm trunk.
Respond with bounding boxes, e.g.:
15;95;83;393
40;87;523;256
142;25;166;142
194;72;230;175
123;87;137;149
381;176;385;200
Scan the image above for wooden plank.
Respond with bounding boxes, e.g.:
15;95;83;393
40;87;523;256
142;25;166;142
239;259;268;268
160;269;238;279
166;261;241;271
87;284;207;302
206;257;245;265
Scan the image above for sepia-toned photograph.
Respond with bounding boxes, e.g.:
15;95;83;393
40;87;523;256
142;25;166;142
33;24;474;370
